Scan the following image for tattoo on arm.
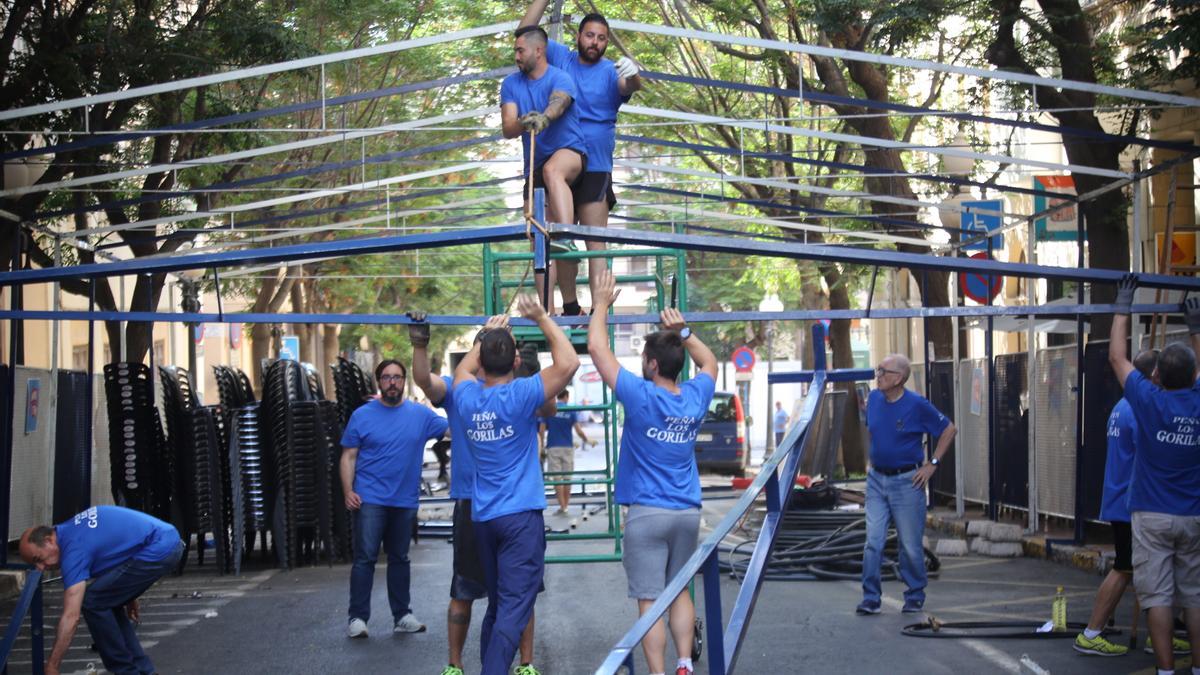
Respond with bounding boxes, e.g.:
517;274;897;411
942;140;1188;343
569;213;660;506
544;91;573;120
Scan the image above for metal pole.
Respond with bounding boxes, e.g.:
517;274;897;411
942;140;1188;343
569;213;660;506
765;322;775;458
952;250;964;517
1027;216;1039;533
119;274;126;361
1072;212;1087;543
986;237;997;521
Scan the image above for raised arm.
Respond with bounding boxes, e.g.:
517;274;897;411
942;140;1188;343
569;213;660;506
519;0;551;29
408;311;447;405
587;269;622;388
660;307;718;380
1108;274;1137;388
517;294;579;400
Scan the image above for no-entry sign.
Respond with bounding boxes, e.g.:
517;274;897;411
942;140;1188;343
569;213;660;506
732;346;756;372
959;252;1002;304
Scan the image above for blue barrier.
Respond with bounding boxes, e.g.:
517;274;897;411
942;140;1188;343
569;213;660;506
595;324;830;675
1;566;44;675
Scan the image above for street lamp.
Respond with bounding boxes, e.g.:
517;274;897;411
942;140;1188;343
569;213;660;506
178;269;203;405
758;292;784;457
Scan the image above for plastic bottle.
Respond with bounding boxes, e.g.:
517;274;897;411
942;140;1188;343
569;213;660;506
1052;586;1067;631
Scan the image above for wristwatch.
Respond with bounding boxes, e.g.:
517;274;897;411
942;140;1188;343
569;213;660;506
930;457;940;467
679;326;692;340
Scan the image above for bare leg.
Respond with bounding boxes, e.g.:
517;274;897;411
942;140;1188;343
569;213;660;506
668;590;695;666
558;260;580;309
1147;605;1176;670
1187;607;1200;668
1085;570;1131;631
534;150;582;313
577;200;609;298
447;598;473;668
519;607;535;665
638;599;668;674
556;484;569;512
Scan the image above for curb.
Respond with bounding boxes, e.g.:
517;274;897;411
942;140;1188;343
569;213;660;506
926;512;1109;575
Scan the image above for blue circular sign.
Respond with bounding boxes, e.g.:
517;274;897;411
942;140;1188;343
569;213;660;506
732;346;756;372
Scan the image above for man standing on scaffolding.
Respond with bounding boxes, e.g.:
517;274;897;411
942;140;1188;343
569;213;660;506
501;24;588;313
519;1;642;315
588;270;717;675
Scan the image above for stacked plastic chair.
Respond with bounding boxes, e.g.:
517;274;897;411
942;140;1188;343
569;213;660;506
213;364;271;574
189;404;232;573
330;357;373;427
102;363;169;518
158;366;205;567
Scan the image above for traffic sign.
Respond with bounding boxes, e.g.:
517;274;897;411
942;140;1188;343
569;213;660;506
732;346;756;372
280;336;300;361
960;199;1004;251
959;252;1002;304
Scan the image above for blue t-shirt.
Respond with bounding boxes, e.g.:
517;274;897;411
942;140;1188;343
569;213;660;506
57;506;180;588
546;41;627;173
541;410;580;448
774;408;789;432
865;389;950;470
453;373;547;521
1100;399;1137;523
436;375;476;500
614;369;715;509
340;399;449;508
1122;371;1200;516
500;65;586;169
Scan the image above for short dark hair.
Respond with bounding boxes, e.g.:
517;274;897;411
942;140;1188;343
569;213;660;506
480;330;517;376
515;25;548;45
1157;343;1196;390
557;389;570;400
1133;349;1159;379
514;343;541;378
578;13;609;33
374;359;407;383
643;330;685;380
27;525;54;547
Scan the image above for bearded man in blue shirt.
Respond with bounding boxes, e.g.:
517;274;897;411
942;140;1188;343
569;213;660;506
517;3;642;315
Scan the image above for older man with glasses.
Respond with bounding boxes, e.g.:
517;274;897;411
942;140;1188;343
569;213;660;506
856;353;956;616
339;359;449;639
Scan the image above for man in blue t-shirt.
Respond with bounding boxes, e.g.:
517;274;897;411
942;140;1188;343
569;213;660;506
519;4;643;316
1108;275;1200;673
451;295;579;675
588;270;717;675
19;506;184;675
339;358;449;639
1075;349;1160;656
500;24;588;313
857;353;956;617
539;388;592;515
773;401;790;449
408;314;548;675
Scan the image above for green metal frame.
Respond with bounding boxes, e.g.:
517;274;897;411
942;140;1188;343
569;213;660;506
480;237;688;564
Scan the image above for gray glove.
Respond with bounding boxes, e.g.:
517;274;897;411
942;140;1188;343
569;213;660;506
1113;273;1137;313
1185;297;1200;335
406;311;430;347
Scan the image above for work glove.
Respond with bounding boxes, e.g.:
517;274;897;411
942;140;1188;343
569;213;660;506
406;310;430;347
1113;273;1137;314
519;111;550;133
1185;296;1200;335
615;56;639;80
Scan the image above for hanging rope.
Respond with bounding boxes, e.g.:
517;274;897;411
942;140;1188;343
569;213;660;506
506;127;543;313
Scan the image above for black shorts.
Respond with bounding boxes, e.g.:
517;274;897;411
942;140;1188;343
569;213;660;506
451;499;488;599
525;149;588;197
1112;520;1132;573
573;171;617;210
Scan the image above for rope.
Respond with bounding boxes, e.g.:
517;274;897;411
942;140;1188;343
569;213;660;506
507;127;541;314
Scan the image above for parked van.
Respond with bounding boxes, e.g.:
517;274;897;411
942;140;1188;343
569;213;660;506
694;391;749;474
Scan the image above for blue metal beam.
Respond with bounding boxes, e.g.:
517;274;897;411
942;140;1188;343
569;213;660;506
769;368;875;384
0;224;531;284
0;303;1183;326
0;567;42;673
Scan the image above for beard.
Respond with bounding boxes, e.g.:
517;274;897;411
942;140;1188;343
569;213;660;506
518;59;535;75
381;387;403;405
577;40;605;64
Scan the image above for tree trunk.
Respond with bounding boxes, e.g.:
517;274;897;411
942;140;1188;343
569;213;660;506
322;324;340;399
821;264;866;474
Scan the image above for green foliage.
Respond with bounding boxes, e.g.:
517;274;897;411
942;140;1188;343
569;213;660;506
1127;0;1200;87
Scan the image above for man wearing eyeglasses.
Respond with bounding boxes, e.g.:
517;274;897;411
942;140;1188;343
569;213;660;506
339;359;449;639
857;354;956;616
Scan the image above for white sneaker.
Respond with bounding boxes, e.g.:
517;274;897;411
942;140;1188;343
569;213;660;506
347;618;368;638
554;507;569;516
394;613;426;633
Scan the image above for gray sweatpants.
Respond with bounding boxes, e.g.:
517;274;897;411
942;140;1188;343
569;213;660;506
622;504;701;599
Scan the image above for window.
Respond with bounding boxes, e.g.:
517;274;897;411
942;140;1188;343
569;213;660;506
72;345;88;371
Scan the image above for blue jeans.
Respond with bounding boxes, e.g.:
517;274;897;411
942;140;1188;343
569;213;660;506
861;468;927;605
349;503;416;623
82;539;184;675
475;510;545;675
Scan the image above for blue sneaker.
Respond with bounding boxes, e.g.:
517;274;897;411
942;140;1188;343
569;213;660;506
901;600;924;613
855;600;881;615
